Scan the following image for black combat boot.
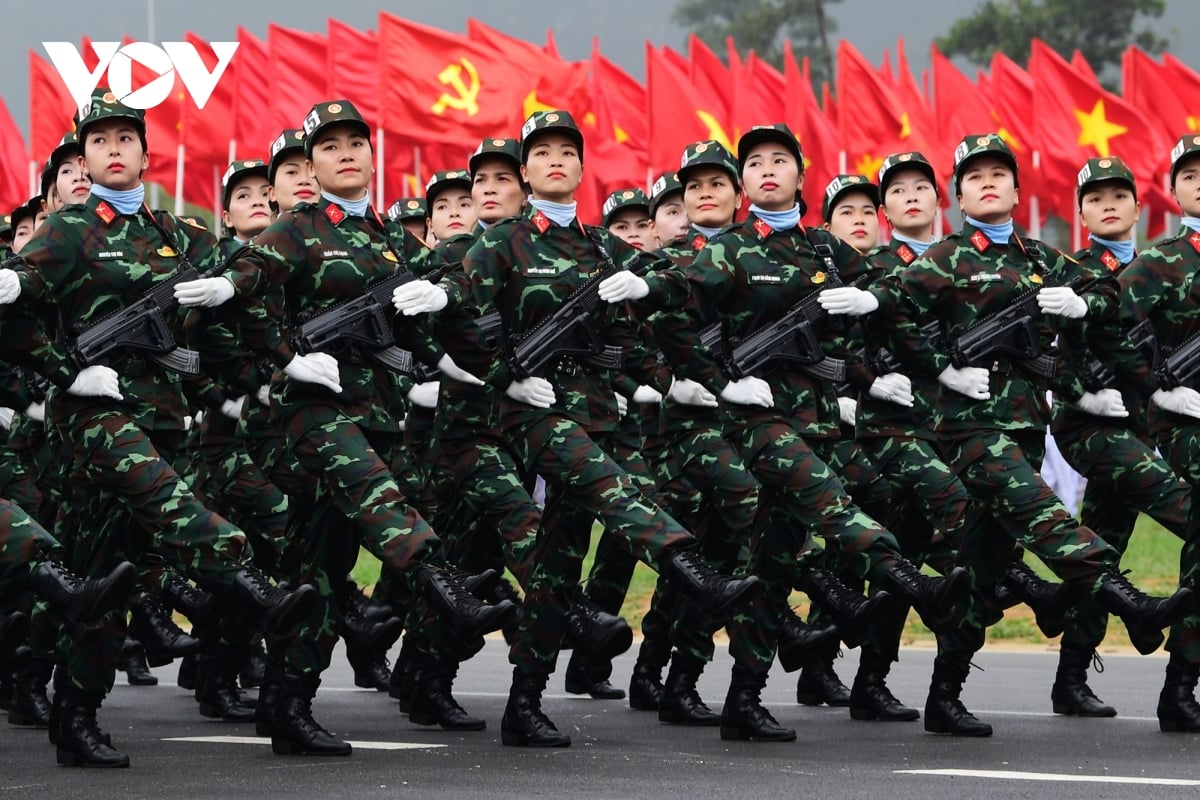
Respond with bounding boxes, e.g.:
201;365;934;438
795;640;850;707
796;569;891;649
720;665;796;741
196;647;256;722
31;560;136;628
1157;652;1200;732
0;611;27;655
162;571;216;631
388;638;417;710
658;651;720;725
8;648;53;726
55;689;129;767
563;595;633;662
1002;561;1086;638
345;605;403;691
255;661;285;737
923;653;992;736
421;567;518;640
408;654;486;730
564;651;624;699
348;581;396;625
233;569;317;638
849;649;919;722
239;639;267;688
501;670;571;747
664;549;761;625
490;577;523;646
1096;569;1193;655
129;595;201;666
1051;645;1116;717
628;637;671;711
777;609;840;673
882;561;970;635
118;638;158;686
176;652;199;691
271;672;352;756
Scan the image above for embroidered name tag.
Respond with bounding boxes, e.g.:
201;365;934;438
321;249;350;258
526;267;558;276
749;274;781;283
95;250;125;259
969;273;1003;283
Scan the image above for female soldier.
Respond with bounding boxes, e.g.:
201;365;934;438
268;129;318;214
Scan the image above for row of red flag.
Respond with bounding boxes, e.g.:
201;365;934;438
1;13;1198;233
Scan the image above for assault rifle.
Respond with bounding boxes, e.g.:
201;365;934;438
1075;320;1157;392
1157;326;1200;390
291;269;420;374
507;231;624;379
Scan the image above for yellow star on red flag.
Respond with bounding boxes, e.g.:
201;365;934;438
1074;99;1127;158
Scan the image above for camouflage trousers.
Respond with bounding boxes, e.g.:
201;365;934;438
1149;423;1200;663
0;497;59;610
52;415;249;693
936;429;1116;657
724;415;903;675
501;407;692;675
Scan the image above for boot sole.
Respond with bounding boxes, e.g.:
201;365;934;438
1051;702;1116;717
408;708;487;731
55;747;130;767
500;728;571;747
849;706;920;722
658;712;721;726
718;724;796;741
270;737;353;756
198;703;255;722
923;720;993;736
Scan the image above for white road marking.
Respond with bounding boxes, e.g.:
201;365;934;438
897;768;1200;786
163;735;446;751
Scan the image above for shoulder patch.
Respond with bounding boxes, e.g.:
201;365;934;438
532;209;551;235
969;230;989;253
896;243;916;264
94;201;116;225
325;204;345;226
1100;250;1119;270
752;218;772;240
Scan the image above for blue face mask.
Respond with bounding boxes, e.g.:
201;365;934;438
748;203;801;232
890;230;933;257
1089;234;1135;266
322;190;369;217
90;184;145;216
964;215;1014;244
528;198;577;227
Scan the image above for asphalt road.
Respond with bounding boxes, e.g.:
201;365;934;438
3;641;1199;800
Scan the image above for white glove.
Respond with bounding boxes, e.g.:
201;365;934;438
255;385;271;407
1151;387;1200;419
407;381;440;408
284;352;342;393
938;365;990;400
506;376;556;408
1037;287;1088;319
393;280;448;315
1075;388;1128;418
23;402;45;423
615;392;628;417
174;276;235;308
0;270;21;305
193;410;205;426
220;396;245;420
0;408;13;430
837;396;857;426
67;365;122;400
667;378;718;407
632;384;663;404
182;414;193;431
868;373;914;407
818;286;879;315
436;354;484;385
598;271;650;303
720;377;774;407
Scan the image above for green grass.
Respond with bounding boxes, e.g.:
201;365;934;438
350;513;1185;652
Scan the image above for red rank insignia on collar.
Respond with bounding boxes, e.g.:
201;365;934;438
1100;249;1120;271
896;243;915;264
532;209;551;234
753;218;772;239
1189;231;1200;254
94;201;116;225
324;204;345;225
970;230;989;252
691;234;706;251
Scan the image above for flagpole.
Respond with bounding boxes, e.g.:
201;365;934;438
838;150;846;173
413;146;422;192
1072;200;1082;251
174;142;185;215
1030;150;1042;241
212;164;219;226
28;159;37;196
376;129;385;209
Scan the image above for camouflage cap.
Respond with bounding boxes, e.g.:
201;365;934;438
952;133;1018;193
736;123;802;171
877;151;938;197
469;137;522;179
822;174;880;222
648;171;684;217
49;131;81;171
301;100;370;158
10;195;42;232
1170;134;1200;183
268;128;306;183
424;169;473;205
1077;156;1136;202
388;197;427;222
678;140;740;190
602;187;650;228
520;110;584;164
74;88;146;139
222;159;270;208
0;214;10;243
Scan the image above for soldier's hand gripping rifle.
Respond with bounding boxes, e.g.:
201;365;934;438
506;230;625;379
1156;327;1200;390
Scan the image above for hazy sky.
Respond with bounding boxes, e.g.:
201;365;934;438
3;0;1198;144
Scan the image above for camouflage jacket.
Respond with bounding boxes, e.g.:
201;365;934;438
226;196;442;431
11;195;218;430
439;206;664;432
653;214;864;439
878;222;1111;436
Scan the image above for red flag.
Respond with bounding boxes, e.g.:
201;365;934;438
327;20;378;130
688;35;734;134
0;97;29;211
179;33;237;210
1071;50;1100;85
466;19;589;121
28;50;75;165
977;52;1045;228
894;39;950;190
836;40;925;179
1122;47;1187;234
784;43;838;226
233;27;273;160
646;44;734;171
587;40;648;196
268;25;328;135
